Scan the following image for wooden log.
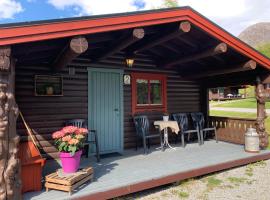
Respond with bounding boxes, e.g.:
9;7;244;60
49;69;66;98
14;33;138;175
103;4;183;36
0;46;11;71
92;28;145;62
53;36;88;70
0;46;21;200
255;77;269;149
186;60;257;79
163;43;228;68
129;21;191;53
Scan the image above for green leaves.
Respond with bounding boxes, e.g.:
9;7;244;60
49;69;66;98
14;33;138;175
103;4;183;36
58;142;66;152
68;146;77;156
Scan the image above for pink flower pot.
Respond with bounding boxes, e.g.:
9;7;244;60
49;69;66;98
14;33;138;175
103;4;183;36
60;150;82;173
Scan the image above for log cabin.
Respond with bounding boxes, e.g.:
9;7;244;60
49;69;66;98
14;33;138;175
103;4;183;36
1;6;270;200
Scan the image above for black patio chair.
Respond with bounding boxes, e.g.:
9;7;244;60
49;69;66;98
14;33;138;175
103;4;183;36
190;112;217;144
172;113;201;147
133;115;163;154
65;119;100;162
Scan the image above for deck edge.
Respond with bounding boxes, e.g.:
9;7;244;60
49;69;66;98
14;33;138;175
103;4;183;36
75;152;270;200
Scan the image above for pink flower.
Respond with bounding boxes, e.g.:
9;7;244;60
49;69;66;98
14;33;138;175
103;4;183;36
52;130;65;139
62;126;78;134
75;128;88;135
75;134;85;139
62;135;72;142
68;138;79;145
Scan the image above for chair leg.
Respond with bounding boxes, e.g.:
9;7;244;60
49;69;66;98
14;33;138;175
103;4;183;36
84;144;89;158
200;130;204;145
187;133;190;142
143;137;147;154
181;133;185;148
94;132;100;162
147;138;150;149
197;130;201;145
135;135;138;151
174;134;178;144
214;128;218;143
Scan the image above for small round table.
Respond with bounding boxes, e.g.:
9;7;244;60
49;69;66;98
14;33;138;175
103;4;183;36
154;120;180;150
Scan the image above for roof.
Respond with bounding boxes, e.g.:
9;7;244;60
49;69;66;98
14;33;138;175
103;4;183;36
1;6;270;70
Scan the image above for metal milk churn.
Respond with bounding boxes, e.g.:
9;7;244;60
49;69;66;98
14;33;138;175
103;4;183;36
245;128;260;153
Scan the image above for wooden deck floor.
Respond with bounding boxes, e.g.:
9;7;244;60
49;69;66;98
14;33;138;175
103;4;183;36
24;141;270;200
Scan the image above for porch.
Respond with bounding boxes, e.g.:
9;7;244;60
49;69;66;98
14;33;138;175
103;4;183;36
1;7;270;200
24;141;270;200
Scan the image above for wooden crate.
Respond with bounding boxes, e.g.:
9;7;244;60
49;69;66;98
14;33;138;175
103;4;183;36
45;167;94;195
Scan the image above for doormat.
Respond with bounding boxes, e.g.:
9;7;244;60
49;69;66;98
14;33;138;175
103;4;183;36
100;152;122;159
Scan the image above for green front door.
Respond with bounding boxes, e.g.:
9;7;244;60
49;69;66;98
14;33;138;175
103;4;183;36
88;68;123;154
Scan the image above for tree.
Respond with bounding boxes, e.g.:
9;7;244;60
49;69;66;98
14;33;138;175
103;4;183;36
162;0;179;8
257;43;270;58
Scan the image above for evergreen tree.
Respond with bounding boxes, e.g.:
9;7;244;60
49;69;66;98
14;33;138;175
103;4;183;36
163;0;179;8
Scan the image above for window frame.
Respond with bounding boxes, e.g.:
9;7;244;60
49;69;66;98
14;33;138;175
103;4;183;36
131;73;167;114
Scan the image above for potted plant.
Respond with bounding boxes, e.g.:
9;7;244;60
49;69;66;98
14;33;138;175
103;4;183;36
52;126;88;173
163;112;169;121
44;84;54;95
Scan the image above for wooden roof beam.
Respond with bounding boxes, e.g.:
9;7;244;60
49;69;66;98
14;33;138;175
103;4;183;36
53;36;88;70
185;60;257;79
163;42;228;68
92;28;145;62
129;21;191;54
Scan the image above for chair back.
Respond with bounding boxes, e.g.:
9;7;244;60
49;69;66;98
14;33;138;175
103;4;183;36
65;119;87;128
133;115;149;137
190;112;205;130
172;113;188;132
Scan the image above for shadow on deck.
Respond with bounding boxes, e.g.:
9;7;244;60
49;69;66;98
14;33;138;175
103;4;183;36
24;141;270;200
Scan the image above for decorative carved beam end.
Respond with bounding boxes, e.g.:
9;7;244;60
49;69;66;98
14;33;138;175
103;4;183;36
214;43;227;54
179;21;191;33
53;36;88;70
133;28;145;40
244;60;257;70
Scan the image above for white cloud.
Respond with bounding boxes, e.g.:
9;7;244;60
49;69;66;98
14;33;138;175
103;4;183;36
0;0;23;19
177;0;248;19
47;0;139;15
47;0;270;36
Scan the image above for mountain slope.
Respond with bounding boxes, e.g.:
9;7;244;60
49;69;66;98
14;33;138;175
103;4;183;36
238;22;270;48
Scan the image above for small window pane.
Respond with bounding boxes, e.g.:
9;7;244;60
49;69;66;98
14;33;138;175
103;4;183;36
136;79;148;105
150;80;162;105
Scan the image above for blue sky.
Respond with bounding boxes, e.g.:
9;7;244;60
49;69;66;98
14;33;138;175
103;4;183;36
1;0;270;36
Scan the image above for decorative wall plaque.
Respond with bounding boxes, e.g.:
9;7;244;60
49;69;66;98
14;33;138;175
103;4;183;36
35;75;63;96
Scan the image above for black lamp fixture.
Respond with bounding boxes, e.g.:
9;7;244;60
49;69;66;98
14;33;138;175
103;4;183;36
125;54;135;68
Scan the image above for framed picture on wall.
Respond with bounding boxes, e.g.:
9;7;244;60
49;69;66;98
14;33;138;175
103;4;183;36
34;75;63;96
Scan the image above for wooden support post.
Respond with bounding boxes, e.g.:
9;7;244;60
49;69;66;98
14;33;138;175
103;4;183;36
255;77;269;149
0;46;21;199
53;36;88;70
163;43;228;68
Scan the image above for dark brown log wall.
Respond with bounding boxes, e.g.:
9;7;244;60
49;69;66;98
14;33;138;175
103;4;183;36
16;60;202;159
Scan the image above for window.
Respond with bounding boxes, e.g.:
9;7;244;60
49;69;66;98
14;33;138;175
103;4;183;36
131;73;167;114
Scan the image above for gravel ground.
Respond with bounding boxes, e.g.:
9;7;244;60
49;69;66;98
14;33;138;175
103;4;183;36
116;159;270;200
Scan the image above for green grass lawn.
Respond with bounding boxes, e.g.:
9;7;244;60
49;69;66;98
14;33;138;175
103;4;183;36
211;98;270;109
210;110;256;119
